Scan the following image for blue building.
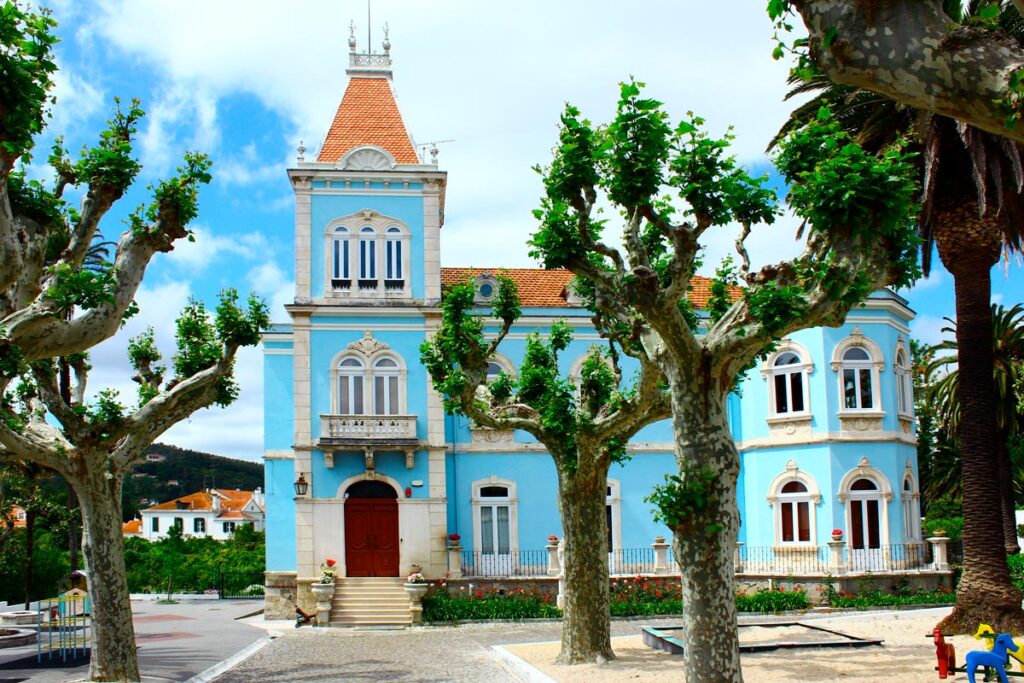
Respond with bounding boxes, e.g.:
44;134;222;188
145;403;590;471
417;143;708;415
262;36;922;620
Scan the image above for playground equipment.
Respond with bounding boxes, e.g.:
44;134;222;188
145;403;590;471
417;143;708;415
643;622;883;655
36;590;89;664
933;624;1024;680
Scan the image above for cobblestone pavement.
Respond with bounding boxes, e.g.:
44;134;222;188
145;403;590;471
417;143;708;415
214;618;688;683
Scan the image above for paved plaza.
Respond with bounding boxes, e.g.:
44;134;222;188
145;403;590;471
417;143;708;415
0;599;264;683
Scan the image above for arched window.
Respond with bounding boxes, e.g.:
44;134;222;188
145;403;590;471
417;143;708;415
840;346;876;410
902;474;921;541
472;478;519;576
895;349;913;416
778;481;812;543
771;352;807;415
338;356;365;415
372;356;401;415
358;226;376;286
331;227;351;290
384;226;403;289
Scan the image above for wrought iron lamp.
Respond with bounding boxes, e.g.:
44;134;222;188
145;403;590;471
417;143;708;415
294;473;309;497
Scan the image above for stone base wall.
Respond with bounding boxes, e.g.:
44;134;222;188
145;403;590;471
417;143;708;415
447;577;558;596
263;571;298;620
737;570;953;604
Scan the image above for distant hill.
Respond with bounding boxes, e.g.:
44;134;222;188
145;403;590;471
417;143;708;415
120;444;263;521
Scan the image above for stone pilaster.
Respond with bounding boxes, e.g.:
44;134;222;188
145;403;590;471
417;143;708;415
292;175;313;300
422;182;442;302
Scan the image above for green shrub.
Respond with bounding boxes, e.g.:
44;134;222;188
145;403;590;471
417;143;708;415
736;587;811;612
828;588;955;609
423;585;561;622
925;498;962;520
1008;554;1024;593
923;517;963;541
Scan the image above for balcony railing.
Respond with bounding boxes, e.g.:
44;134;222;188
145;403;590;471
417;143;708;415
320;414;417;441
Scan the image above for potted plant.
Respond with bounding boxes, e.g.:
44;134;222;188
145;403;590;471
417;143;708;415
403;572;429;602
447;533;461;547
831;529;844;542
654;536;666;544
547;535;559;545
311;558;336;604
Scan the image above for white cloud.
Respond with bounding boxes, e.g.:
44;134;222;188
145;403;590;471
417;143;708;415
49;67;105;133
246;259;294;322
162;226;270;273
910;314;953;347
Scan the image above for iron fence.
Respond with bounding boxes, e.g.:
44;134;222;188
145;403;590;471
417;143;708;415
608;548;656;575
217;570;266;598
948;539;964;565
739;545;831;574
460;549;549;578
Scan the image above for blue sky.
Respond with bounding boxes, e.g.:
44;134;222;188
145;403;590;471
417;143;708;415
31;1;1024;461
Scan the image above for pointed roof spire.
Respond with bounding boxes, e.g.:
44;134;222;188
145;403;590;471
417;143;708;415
317;22;419;165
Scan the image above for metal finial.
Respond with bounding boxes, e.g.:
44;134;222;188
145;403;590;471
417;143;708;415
348;21;356;51
383;22;390;53
429;144;438;164
297;140;306;163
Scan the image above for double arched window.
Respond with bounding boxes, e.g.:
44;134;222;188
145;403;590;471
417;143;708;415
325;213;410;296
333;343;407;416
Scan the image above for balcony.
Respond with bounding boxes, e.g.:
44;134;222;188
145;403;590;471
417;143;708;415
318;414;419;447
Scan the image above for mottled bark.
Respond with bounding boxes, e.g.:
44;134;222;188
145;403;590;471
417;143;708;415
555;447;614;664
937;264;1024;634
75;468;140;682
792;0;1024;144
666;365;742;683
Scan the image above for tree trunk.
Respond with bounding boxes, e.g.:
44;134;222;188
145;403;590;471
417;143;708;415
75;469;141;682
998;440;1021;555
937;263;1024;634
555;447;615;664
59;357;81;571
23;508;35;610
668;382;743;683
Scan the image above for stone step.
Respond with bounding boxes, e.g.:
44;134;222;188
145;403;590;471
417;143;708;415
332;608;412;619
333;597;410;605
331;619;410;628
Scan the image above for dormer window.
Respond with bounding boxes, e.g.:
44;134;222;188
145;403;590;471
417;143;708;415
474;274;499;303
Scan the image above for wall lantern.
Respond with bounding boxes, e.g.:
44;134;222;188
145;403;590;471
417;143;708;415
294;473;309;497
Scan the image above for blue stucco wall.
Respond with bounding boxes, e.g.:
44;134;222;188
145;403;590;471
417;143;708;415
264;351;294;451
265;458;297;571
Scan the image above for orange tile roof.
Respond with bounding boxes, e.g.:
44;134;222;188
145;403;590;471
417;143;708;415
146;489;256;513
440;268;741;309
122;519;142;534
318;77;419;165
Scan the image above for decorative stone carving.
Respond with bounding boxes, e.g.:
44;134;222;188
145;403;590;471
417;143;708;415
839;415;884;433
470;427;514;444
348;330;390;356
898;416;914;433
342;147;393;171
766;415;813;437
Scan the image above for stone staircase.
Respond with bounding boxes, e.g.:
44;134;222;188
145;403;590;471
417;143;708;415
329;577;412;627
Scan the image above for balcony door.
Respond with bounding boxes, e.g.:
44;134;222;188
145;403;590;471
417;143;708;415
477;485;513;576
847;478;884;571
344;480;399;577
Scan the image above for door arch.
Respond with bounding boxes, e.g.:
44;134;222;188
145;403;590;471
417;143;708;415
846;477;884;571
344;479;399;577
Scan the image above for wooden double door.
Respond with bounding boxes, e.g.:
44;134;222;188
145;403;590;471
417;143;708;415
344;480;399;577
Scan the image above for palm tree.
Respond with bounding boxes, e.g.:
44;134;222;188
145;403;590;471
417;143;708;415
774;0;1024;634
928;304;1024;553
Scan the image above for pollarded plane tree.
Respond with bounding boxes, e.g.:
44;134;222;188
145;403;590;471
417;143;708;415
0;291;267;682
527;82;919;682
0;5;270;681
421;280;670;664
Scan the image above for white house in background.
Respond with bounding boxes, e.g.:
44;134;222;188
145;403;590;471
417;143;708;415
126;489;266;541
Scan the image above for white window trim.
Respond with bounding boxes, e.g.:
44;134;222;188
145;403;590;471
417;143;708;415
329;333;408;416
761;340;814;422
893;336;914;419
323;211;411;299
901;461;922;542
766;460;821;546
471;476;519;555
831;328;886;417
474;273;500;304
837;457;892;549
607;478;622;553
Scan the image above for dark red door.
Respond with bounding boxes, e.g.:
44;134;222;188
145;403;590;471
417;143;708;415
344;497;399;577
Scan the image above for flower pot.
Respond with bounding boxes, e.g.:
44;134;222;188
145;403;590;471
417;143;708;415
831;534;843;542
654;536;666;544
311;582;335;604
404;582;428;603
409;564;422;574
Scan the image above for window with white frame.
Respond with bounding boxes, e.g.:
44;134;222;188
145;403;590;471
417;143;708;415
358;226;376;287
770;351;808;416
471;478;519;569
840;346;877;410
338;357;365;415
324;214;410;297
902;476;920;541
778;481;812;544
384;226;403;289
333;347;406;416
330;227;351;290
194;518;205;534
895;349;913;416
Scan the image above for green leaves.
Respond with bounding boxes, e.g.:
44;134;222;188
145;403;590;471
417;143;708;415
605;79;672;208
646;466;720;532
75;97;143;193
44;262;117;313
0;2;58;165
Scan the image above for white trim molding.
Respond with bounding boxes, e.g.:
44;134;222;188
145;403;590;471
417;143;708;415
323;210;411;300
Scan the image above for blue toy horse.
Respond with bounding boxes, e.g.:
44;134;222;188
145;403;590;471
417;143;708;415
966;633;1020;683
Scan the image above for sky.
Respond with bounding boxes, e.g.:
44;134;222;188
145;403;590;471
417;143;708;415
28;0;1024;462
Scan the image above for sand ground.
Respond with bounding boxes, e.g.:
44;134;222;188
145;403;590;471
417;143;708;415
502;608;1006;682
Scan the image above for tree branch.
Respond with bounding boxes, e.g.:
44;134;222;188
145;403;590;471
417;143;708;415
792;0;1024;144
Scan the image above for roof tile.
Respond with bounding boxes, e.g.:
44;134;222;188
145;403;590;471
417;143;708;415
318;78;419;164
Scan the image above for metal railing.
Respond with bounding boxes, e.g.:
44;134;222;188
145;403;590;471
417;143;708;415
739;545;831;574
218;570;266;599
460;549;548;578
608;548;656;575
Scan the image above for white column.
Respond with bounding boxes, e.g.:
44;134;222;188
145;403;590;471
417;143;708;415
292;175;313;301
929;537;950;572
653;538;671;575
